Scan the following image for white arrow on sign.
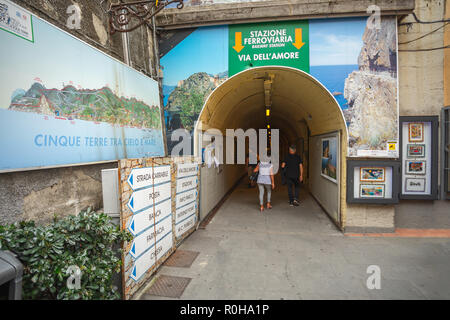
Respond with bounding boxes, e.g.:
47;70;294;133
127;182;171;213
127;198;172;236
127;167;153;191
176;214;197;238
175;189;198;209
153;165;171;185
155;231;174;262
175;201;197;224
176;175;198;194
130;245;156;282
129;214;172;259
177;163;198;178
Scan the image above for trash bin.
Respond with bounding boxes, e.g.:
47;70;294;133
0;250;23;300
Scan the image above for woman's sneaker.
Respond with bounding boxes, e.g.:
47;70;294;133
293;199;300;206
289;201;294;206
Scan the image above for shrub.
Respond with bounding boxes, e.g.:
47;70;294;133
0;208;132;300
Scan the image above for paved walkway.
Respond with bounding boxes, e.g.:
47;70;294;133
141;180;450;300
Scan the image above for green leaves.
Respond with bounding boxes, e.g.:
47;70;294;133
0;209;130;300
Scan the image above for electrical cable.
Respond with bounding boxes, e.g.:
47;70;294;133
398;22;449;44
399;12;450;25
398;45;450;52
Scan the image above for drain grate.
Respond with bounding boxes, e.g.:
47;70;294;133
146;275;192;298
163;250;200;268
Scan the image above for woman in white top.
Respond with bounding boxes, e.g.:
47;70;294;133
253;152;275;212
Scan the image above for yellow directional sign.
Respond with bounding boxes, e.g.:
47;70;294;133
233;32;245;53
292;28;305;50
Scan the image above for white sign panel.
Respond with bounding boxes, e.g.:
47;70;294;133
130;245;156;281
127;198;171;236
175;201;197;224
153;165;171;185
176;175;198;193
0;0;33;42
177;163;198;178
128;182;171;213
176;214;197;238
155;231;174;261
129;214;172;259
127;167;153;191
175;189;198;208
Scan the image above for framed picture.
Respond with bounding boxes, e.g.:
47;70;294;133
408;123;424;142
321;138;337;183
405;178;426;192
407;144;425;158
360;184;385;198
360;167;385;182
405;160;426;175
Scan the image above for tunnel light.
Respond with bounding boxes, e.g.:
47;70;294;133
267;125;270;129
266;109;270;116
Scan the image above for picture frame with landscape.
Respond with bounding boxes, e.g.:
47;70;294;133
360;167;385;182
359;184;385;198
407;144;425;158
405;160;426;175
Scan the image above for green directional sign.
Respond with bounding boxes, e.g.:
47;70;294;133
228;20;310;76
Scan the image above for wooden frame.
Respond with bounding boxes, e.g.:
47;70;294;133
359;167;385;182
408;122;424;142
405;160;426;175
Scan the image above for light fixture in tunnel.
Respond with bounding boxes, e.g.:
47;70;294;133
267;125;270;129
266;109;270;117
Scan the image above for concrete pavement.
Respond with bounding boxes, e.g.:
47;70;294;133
141;180;450;300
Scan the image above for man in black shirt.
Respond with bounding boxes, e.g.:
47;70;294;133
281;145;303;206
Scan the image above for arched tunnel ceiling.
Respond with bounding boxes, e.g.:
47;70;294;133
198;66;347;143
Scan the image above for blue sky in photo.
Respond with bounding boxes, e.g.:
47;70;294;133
309;17;367;66
161;26;228;86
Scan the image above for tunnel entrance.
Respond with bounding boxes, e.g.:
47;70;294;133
195;66;347;229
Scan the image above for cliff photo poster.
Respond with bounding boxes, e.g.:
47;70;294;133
161;16;399;157
0;3;165;171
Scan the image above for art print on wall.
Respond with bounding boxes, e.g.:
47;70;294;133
405;160;426;175
360;167;385;182
321;137;337;183
360;184;385;198
407;144;425;158
405;178;426;192
408;123;424;142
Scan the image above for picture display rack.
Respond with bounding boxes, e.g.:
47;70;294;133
399;116;439;200
346;160;400;204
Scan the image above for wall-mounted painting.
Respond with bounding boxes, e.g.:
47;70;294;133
321;137;337;183
360;184;385;198
406;144;425;158
360;167;385;182
405;160;426;175
408;123;424;142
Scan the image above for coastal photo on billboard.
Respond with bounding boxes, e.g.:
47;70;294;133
0;1;165;171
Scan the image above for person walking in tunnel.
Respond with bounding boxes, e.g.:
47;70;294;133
281;145;303;206
254;152;275;212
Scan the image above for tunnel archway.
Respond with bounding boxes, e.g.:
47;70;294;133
195;66;348;229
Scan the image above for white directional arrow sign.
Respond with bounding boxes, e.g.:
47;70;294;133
153;165;171;185
175;201;197;224
175;189;198;209
176;175;198;194
177;163;198;178
130;245;156;282
128;182;171;213
155;231;174;261
129;214;173;259
127;167;153;191
176;214;197;238
127;198;172;236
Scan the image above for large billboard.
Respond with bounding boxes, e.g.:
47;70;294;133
161;17;399;157
0;0;165;171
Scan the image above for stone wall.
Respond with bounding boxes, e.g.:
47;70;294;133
0;0;161;225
